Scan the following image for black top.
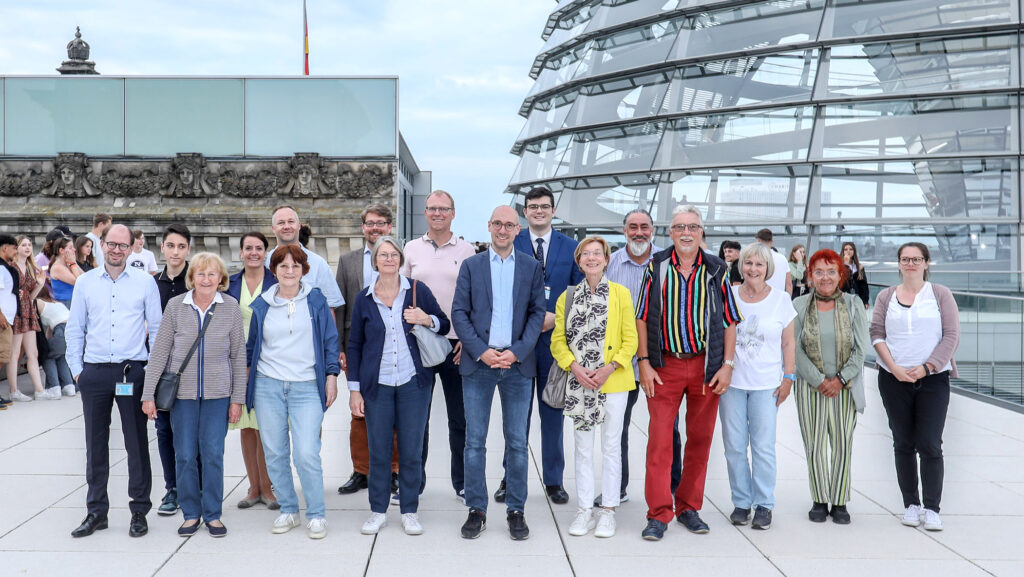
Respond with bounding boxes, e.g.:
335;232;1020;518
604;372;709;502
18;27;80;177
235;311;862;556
843;265;870;307
156;261;189;312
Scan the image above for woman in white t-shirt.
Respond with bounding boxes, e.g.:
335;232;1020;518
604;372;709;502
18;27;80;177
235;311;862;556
720;242;797;531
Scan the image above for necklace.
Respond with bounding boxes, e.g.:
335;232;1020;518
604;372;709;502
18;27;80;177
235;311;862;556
741;283;768;300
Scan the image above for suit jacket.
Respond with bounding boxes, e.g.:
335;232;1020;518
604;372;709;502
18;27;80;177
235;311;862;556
514;229;584;376
451;250;546;377
335;247;366;349
346;278;451;401
225;268;277;302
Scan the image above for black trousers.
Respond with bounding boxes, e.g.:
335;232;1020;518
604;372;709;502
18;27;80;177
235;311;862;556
621;383;683;494
877;368;950;512
79;361;152;517
420;339;467;494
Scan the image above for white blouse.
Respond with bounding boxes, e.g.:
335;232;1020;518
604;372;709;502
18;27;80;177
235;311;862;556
874;282;951;373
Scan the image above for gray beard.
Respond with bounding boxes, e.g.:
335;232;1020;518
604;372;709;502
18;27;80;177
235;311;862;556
627;239;650;257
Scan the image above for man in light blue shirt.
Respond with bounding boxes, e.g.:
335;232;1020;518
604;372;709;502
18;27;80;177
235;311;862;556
266;205;345;309
65;224;163;540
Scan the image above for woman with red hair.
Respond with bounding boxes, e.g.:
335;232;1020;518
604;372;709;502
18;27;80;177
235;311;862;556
792;249;869;525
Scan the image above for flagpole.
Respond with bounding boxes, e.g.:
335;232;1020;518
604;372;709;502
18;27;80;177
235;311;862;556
303;0;310;75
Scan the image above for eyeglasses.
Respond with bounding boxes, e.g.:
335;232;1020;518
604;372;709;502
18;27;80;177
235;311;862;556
425;206;453;214
812;269;839;279
670;224;703;233
363;220;390;228
580;250;605;258
526;203;552;211
489;221;518;231
899;257;925;265
104;241;131;252
378;252;401;261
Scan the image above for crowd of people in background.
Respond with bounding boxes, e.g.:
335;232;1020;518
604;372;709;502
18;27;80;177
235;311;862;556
0;194;960;545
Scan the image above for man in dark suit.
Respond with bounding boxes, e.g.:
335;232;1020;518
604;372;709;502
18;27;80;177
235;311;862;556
496;186;583;505
335;204;399;496
452;206;545;541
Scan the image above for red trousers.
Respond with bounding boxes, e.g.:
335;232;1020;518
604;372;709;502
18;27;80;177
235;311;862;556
645;354;720;523
350;415;399;474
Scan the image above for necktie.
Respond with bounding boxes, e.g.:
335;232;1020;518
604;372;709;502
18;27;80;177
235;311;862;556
534;238;546;274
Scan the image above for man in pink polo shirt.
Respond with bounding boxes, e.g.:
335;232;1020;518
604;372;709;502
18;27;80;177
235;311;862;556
401;189;476;503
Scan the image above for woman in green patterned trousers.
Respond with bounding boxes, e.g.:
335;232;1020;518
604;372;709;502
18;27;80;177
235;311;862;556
792;248;869;525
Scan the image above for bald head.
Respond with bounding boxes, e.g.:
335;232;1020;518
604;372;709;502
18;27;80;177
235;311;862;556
103;224;133;270
492;205;518;222
271;206;301;245
488;205;520;257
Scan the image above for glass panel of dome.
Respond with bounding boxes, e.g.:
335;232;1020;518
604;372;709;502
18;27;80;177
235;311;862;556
516;92;580;143
561;70;672;130
656;165;810;223
125;78;244;156
582;0;690;37
822;34;1017;99
815;224;1015;266
825;0;1017;40
813;159;1017;221
526;42;593;102
662;49;818;114
556;121;665;177
654;106;814;169
671;0;825;63
555;176;660;227
4;77;124;156
570;17;684;82
509;134;573;184
815;95;1017;160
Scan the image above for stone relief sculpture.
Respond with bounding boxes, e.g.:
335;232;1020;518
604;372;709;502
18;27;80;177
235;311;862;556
283;153;332;197
325;163;395;198
216;166;283;198
0;166;53;197
46;153;100;197
164;153;214;197
93;167;170;197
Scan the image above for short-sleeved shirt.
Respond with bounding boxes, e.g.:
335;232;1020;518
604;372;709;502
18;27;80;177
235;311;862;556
156;262;189;312
731;286;797;391
635;249;742;354
127;249;158;274
768;249;790;294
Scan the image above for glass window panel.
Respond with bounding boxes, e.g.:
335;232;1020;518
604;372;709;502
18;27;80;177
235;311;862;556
656;165;810;223
509;134;573;184
823;34;1017;99
583;0;690;36
557;121;664;177
663;49;818;114
125;78;243;156
671;0;826;63
825;0;1017;40
563;70;672;129
815;95;1017;159
815;224;1015;265
4;77;124;155
245;78;396;157
516;92;580;144
813;158;1018;221
654;106;814;169
555;173;661;226
539;3;595;57
571;17;684;82
525;42;593;104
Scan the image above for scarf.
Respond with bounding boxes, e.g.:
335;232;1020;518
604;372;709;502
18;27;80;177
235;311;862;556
562;278;610;432
801;289;852;377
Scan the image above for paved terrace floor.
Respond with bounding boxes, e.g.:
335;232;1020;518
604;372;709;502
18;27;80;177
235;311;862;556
1;367;1022;577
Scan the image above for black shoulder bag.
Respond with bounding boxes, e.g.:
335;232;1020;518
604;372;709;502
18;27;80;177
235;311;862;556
155;303;217;412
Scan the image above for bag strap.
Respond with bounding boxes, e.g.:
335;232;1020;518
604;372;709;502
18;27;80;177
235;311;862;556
174;302;217;376
564;284;577;333
412;279;418;308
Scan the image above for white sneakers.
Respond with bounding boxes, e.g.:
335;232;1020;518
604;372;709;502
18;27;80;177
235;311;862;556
594;509;616;538
401;513;423;535
901;505;942;531
10;390;34;402
271;513;300;534
307;517;328;539
37;388;61;400
901;504;923;527
62;385;77;397
922;508;943;531
361;512;387;535
568;508;596;536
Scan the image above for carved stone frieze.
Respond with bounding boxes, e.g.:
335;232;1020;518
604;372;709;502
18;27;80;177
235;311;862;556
216;167;283;198
47;153;100;197
0;166;53;197
165;153;215;198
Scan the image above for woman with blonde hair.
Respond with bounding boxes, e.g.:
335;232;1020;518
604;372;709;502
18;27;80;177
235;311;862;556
6;236;48;401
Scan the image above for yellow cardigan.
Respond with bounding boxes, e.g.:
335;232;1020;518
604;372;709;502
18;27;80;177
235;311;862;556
550;280;638;394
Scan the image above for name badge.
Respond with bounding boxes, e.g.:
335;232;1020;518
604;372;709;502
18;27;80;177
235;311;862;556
115;382;134;396
544;286;551;300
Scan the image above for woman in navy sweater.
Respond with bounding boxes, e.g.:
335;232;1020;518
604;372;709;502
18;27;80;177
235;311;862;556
347;236;449;537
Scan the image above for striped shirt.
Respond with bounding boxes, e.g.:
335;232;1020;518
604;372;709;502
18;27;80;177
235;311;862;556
635;249;742;354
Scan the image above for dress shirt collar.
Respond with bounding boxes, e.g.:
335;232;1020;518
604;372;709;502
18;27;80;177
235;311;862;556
421;232;458;248
529;229;553;248
182;289;224;307
489;247;516;263
367;275;411;302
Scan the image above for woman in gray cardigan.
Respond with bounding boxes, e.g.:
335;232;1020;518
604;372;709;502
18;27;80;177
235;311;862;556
871;242;960;532
793;249;869;525
143;253;247;538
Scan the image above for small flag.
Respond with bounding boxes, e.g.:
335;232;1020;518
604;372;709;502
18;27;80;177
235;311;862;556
303;0;310;75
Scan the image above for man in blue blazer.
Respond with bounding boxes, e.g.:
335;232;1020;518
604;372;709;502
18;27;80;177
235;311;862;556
503;186;583;505
452;206;546;541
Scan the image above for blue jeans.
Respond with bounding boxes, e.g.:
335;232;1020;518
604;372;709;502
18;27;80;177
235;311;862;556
254;375;326;519
719;387;779;510
43;323;73;390
463;365;532;514
365;380;431;513
170;397;229;521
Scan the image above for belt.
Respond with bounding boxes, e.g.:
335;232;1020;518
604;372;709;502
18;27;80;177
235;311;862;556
663;350;703;360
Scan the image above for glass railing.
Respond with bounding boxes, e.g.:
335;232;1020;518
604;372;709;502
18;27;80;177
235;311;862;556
867;269;1024;294
866;282;1024;408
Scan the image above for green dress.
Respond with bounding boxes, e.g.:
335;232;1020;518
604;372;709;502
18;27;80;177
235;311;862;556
228;276;262;431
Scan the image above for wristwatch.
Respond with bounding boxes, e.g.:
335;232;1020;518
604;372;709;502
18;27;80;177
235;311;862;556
723;359;735;368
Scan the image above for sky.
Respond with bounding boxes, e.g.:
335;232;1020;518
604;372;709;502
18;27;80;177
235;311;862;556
0;0;554;241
